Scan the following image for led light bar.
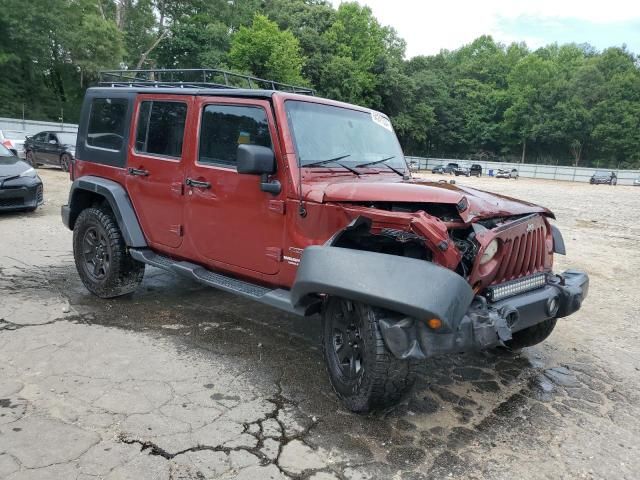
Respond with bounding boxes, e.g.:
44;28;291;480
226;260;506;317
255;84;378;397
486;273;547;302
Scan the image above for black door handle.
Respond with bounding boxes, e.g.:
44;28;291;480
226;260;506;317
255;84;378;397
186;178;211;189
128;167;149;176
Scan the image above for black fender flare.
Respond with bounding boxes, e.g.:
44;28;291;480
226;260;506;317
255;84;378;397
550;224;566;255
63;176;147;247
291;246;474;330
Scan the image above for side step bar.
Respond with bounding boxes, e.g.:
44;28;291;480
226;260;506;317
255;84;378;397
130;248;308;316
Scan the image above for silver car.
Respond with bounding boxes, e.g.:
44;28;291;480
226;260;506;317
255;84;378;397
634;177;640;186
0;129;28;159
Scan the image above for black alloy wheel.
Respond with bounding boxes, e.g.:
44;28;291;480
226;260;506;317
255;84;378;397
330;301;365;380
82;226;111;281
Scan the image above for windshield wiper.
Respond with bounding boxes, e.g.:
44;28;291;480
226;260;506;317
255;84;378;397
301;155;360;176
302;154;351;167
355;155;407;177
355;155;396;168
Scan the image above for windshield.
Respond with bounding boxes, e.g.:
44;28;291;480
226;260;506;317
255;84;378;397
285;101;406;170
57;133;77;145
0;144;15;157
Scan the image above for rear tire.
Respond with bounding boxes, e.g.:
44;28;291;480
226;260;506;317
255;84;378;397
505;318;557;349
73;207;145;298
322;298;422;413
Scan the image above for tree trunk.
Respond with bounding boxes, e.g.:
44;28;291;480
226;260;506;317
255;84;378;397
135;29;170;69
521;138;526;163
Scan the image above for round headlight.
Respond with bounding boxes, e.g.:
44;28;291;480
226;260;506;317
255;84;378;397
479;239;499;265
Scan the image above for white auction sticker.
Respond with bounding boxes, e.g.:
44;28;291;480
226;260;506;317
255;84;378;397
371;111;392;131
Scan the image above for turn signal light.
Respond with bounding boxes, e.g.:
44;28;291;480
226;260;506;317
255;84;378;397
427;318;442;330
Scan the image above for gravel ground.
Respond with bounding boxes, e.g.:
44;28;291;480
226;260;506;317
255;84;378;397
0;167;638;479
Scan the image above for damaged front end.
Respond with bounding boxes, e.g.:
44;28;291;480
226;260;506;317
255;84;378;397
306;197;589;360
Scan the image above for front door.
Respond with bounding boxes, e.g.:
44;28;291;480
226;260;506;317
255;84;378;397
184;97;286;276
125;95;192;250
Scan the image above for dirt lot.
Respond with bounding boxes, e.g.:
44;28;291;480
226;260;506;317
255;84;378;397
0;168;639;479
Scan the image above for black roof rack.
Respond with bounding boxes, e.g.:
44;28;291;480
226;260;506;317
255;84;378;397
99;68;314;95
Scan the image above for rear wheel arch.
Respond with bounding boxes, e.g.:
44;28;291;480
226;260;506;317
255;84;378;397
67;177;147;247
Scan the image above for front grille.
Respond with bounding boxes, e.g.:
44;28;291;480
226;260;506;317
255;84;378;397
0;198;24;208
493;216;548;284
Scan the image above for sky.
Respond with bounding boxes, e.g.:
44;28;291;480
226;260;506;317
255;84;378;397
330;0;640;58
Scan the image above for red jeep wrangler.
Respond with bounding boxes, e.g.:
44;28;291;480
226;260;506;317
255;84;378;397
62;69;588;413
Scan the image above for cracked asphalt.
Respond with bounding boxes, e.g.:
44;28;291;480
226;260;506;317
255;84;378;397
0;168;639;479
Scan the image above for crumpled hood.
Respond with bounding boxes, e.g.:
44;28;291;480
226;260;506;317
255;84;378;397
304;176;553;222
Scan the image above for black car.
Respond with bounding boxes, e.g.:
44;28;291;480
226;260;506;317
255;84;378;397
0;144;44;212
590;171;617;185
432;162;458;174
24;131;77;172
469;164;482;177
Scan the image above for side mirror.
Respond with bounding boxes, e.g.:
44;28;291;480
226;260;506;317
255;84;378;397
237;144;275;175
236;144;280;195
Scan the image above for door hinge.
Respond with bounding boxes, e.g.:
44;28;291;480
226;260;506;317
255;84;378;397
265;247;283;262
169;224;183;237
268;200;286;215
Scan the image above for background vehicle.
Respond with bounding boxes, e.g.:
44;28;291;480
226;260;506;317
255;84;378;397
496;168;519;179
0;129;28;159
432;162;458;174
0;144;43;212
590;171;617;185
24;131;77;172
469;164;482;177
634;177;640;186
61;68;588;413
453;164;471;176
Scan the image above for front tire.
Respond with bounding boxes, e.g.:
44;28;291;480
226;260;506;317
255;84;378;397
60;153;72;172
322;298;422;413
26;151;36;167
73;207;145;298
505;318;557;349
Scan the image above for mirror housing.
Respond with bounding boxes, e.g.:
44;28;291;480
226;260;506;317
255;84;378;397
237;144;275;175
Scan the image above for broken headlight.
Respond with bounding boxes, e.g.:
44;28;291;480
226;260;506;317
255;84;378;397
479;239;498;265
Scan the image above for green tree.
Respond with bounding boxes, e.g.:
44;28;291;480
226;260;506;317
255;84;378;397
228;14;305;85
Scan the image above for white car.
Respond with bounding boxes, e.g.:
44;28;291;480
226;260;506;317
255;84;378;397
0;129;28;159
634;177;640;186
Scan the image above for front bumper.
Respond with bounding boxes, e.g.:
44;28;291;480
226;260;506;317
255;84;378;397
379;270;589;359
0;177;43;212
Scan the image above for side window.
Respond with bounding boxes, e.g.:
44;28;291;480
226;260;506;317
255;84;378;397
48;133;58;144
87;98;128;151
135;101;187;158
199;105;271;167
34;133;46;142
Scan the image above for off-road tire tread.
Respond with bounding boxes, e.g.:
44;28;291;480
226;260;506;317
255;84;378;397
323;299;423;413
73;207;144;298
506;318;557;349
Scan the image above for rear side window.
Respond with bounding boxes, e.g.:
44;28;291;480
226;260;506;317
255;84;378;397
199;105;271;167
87;98;128;151
135;101;187;158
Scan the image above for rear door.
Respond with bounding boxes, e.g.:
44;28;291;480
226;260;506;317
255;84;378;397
184;97;286;276
125;94;192;250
